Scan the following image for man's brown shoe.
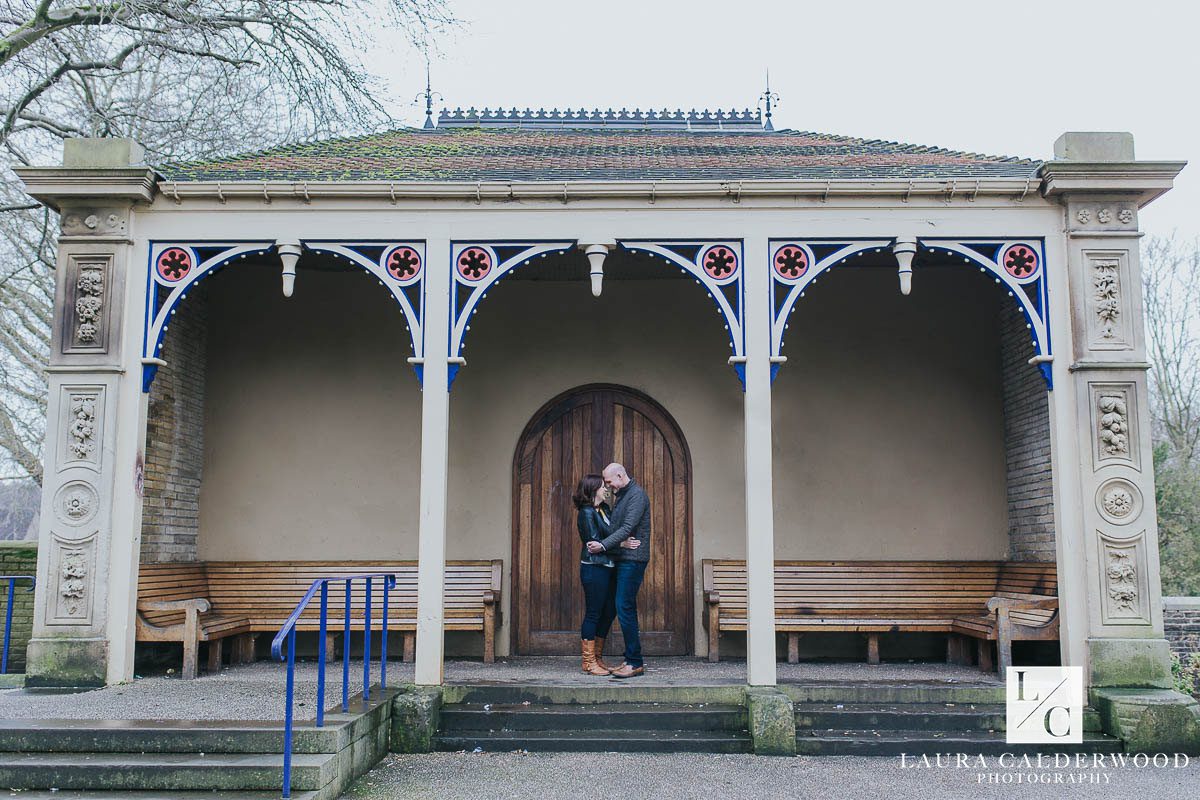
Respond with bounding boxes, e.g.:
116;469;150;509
610;663;645;679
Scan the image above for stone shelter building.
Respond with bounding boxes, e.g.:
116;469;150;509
12;108;1199;749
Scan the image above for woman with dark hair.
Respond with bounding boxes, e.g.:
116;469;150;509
574;473;619;676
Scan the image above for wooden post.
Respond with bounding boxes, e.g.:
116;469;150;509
742;237;778;686
866;633;880;665
414;236;451;686
206;639;223;673
787;633;800;664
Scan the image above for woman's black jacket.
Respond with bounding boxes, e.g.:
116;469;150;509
577;505;615;567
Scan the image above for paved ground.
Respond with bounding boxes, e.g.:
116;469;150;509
342;752;1200;800
0;659;998;721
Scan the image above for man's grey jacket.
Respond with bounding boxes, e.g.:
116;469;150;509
598;478;651;563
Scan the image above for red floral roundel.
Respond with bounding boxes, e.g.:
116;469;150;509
457;246;492;281
384;245;422;281
700;244;738;280
1001;243;1039;280
156;247;193;282
773;244;809;280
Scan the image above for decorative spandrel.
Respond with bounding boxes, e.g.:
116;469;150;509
768;237;1052;388
143;241;425;391
618;240;746;385
449;241;577;388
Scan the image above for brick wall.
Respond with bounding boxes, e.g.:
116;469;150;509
999;301;1056;562
0;542;37;672
140;287;207;563
1165;598;1200;659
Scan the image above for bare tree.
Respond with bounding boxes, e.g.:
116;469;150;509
1143;234;1200;466
0;0;452;487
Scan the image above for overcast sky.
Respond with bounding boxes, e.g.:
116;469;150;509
375;0;1197;239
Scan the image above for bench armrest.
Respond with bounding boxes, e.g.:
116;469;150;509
704;590;720;605
139;598;212;614
481;590;497;605
986;596;1057;613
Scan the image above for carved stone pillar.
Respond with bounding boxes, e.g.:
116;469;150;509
15;139;157;685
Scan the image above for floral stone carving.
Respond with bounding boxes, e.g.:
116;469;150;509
1105;550;1138;613
1098;395;1129;456
1092;260;1120;339
74;265;105;344
68;395;98;460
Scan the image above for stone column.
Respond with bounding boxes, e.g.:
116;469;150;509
1042;133;1199;751
14;139;157;686
414;235;451;685
742;237;778;686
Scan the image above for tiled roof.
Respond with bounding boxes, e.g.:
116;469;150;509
156;127;1042;183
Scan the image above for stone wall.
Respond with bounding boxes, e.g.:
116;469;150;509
998;301;1056;562
0;542;37;672
1164;598;1200;658
140;286;207;563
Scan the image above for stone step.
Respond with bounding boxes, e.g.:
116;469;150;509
0;751;338;793
5;792;319;800
783;682;1007;705
442;683;748;706
437;727;753;754
0;718;346;754
440;702;747;732
794;702;1007;732
795;729;1124;756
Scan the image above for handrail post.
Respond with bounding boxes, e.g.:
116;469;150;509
363;577;372;705
282;627;296;799
316;581;328;728
381;577;390;689
2;579;14;675
342;578;351;713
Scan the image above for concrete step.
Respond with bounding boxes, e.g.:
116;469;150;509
440;702;747;732
437;727;752;754
442;683;748;706
0;751;337;792
795;729;1124;756
794;702;1007;732
0;718;344;754
5;793;318;800
783;682;1007;705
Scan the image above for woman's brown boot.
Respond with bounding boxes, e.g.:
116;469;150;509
581;640;610;676
593;636;612;672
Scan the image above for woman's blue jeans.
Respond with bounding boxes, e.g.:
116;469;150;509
580;562;617;640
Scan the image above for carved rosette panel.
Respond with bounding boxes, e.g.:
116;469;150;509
1089;383;1139;471
60;208;129;238
1069;202;1137;232
1083;251;1132;350
48;534;96;624
58;388;103;468
1098;532;1150;625
62;254;112;354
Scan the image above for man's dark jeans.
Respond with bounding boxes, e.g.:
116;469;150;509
614;560;648;668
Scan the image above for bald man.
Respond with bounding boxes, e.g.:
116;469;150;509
585;462;651;678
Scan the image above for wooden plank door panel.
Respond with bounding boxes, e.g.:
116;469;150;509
513;385;692;655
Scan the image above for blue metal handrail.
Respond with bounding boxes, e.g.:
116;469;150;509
271;572;396;799
0;575;34;674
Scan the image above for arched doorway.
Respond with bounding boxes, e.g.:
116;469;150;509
512;384;693;655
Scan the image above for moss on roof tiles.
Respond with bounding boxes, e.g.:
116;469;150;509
155;127;1042;183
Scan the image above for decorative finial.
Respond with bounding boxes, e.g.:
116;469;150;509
759;69;780;131
416;56;443;129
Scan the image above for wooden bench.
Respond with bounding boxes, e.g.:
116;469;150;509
137;560;503;678
702;560;1058;671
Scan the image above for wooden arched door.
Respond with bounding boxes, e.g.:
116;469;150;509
512;385;693;655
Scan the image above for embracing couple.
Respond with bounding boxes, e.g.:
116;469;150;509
573;462;650;679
